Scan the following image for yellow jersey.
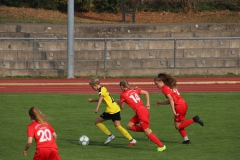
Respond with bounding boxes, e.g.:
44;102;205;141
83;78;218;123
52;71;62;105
98;86;120;114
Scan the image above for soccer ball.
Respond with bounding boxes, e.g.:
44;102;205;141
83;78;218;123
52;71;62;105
79;135;89;145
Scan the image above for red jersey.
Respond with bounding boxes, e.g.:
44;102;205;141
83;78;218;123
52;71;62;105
120;88;145;113
162;84;186;105
27;120;58;149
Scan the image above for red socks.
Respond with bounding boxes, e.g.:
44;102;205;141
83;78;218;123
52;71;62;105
130;126;164;147
179;129;187;137
179;118;194;130
148;133;163;147
130;125;144;132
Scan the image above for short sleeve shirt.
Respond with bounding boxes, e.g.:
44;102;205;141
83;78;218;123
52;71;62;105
99;86;120;114
162;84;185;105
27;121;58;149
120;88;144;113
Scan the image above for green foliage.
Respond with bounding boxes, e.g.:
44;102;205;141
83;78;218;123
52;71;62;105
1;0;239;13
74;0;93;12
135;1;181;13
92;0;120;13
0;0;93;12
0;0;58;10
196;2;240;12
0;92;240;160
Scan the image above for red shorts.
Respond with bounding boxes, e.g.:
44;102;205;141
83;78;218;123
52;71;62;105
174;102;188;122
130;107;150;130
34;148;61;160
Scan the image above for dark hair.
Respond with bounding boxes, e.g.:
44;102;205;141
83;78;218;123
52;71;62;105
154;73;177;89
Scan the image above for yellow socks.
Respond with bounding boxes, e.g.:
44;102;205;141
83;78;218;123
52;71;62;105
96;123;111;136
116;125;133;140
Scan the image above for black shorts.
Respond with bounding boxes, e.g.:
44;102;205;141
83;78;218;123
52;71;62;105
100;111;121;122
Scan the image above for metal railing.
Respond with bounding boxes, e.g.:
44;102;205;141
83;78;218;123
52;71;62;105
0;37;240;71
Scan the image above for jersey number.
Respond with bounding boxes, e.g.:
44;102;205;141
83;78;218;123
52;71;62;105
37;129;52;142
130;93;141;103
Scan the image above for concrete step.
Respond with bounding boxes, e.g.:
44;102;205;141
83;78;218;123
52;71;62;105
1;23;240;35
0;47;238;61
1;57;238;70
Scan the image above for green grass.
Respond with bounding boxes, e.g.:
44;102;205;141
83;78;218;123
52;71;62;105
1;92;240;160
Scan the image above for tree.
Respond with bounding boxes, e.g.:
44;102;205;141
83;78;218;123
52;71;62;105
180;0;195;13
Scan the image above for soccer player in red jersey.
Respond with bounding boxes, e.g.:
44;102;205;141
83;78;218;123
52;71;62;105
154;73;204;144
23;107;61;160
119;79;166;152
88;77;136;146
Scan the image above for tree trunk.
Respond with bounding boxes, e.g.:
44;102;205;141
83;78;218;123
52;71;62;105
180;0;195;13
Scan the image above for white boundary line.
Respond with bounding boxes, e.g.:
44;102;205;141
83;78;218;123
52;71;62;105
0;81;239;86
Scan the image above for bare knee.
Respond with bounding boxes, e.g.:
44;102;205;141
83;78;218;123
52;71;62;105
95;117;104;125
175;122;180;130
127;124;132;130
143;128;151;136
127;122;133;130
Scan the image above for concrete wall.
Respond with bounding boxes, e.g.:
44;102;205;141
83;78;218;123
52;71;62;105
0;23;240;77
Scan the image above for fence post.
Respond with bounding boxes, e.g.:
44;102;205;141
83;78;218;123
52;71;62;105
104;39;107;70
33;39;36;70
174;39;177;69
67;0;75;78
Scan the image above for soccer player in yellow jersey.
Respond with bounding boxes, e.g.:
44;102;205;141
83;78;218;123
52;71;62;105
88;77;136;146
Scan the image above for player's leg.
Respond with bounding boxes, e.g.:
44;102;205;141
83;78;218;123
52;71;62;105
175;121;191;144
177;103;196;129
33;148;51;160
113;119;137;146
139;108;166;151
49;148;61;160
95;113;114;144
111;112;136;145
174;104;192;144
127;115;143;132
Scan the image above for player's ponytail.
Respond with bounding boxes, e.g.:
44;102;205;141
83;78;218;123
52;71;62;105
155;73;177;89
119;79;131;89
29;107;48;125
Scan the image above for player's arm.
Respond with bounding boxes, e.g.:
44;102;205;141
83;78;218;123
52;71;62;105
156;100;170;106
140;89;150;109
119;95;125;109
52;132;57;140
88;98;99;102
94;95;103;113
23;137;33;156
166;94;178;116
119;101;125;109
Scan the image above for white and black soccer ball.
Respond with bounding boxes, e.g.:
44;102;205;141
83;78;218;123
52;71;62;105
79;135;89;146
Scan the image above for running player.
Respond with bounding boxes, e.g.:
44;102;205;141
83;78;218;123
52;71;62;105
119;79;166;152
88;77;136;146
154;73;204;144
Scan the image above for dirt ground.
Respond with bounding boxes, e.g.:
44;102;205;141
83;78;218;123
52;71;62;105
0;5;240;23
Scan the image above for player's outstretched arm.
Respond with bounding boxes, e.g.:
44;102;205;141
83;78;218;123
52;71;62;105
156;100;170;106
140;89;150;109
88;98;99;102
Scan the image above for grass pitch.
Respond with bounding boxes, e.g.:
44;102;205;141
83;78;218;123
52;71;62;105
0;92;240;160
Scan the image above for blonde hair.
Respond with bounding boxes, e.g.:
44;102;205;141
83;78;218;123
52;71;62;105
154;73;177;89
89;77;100;86
119;79;131;89
29;107;48;124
